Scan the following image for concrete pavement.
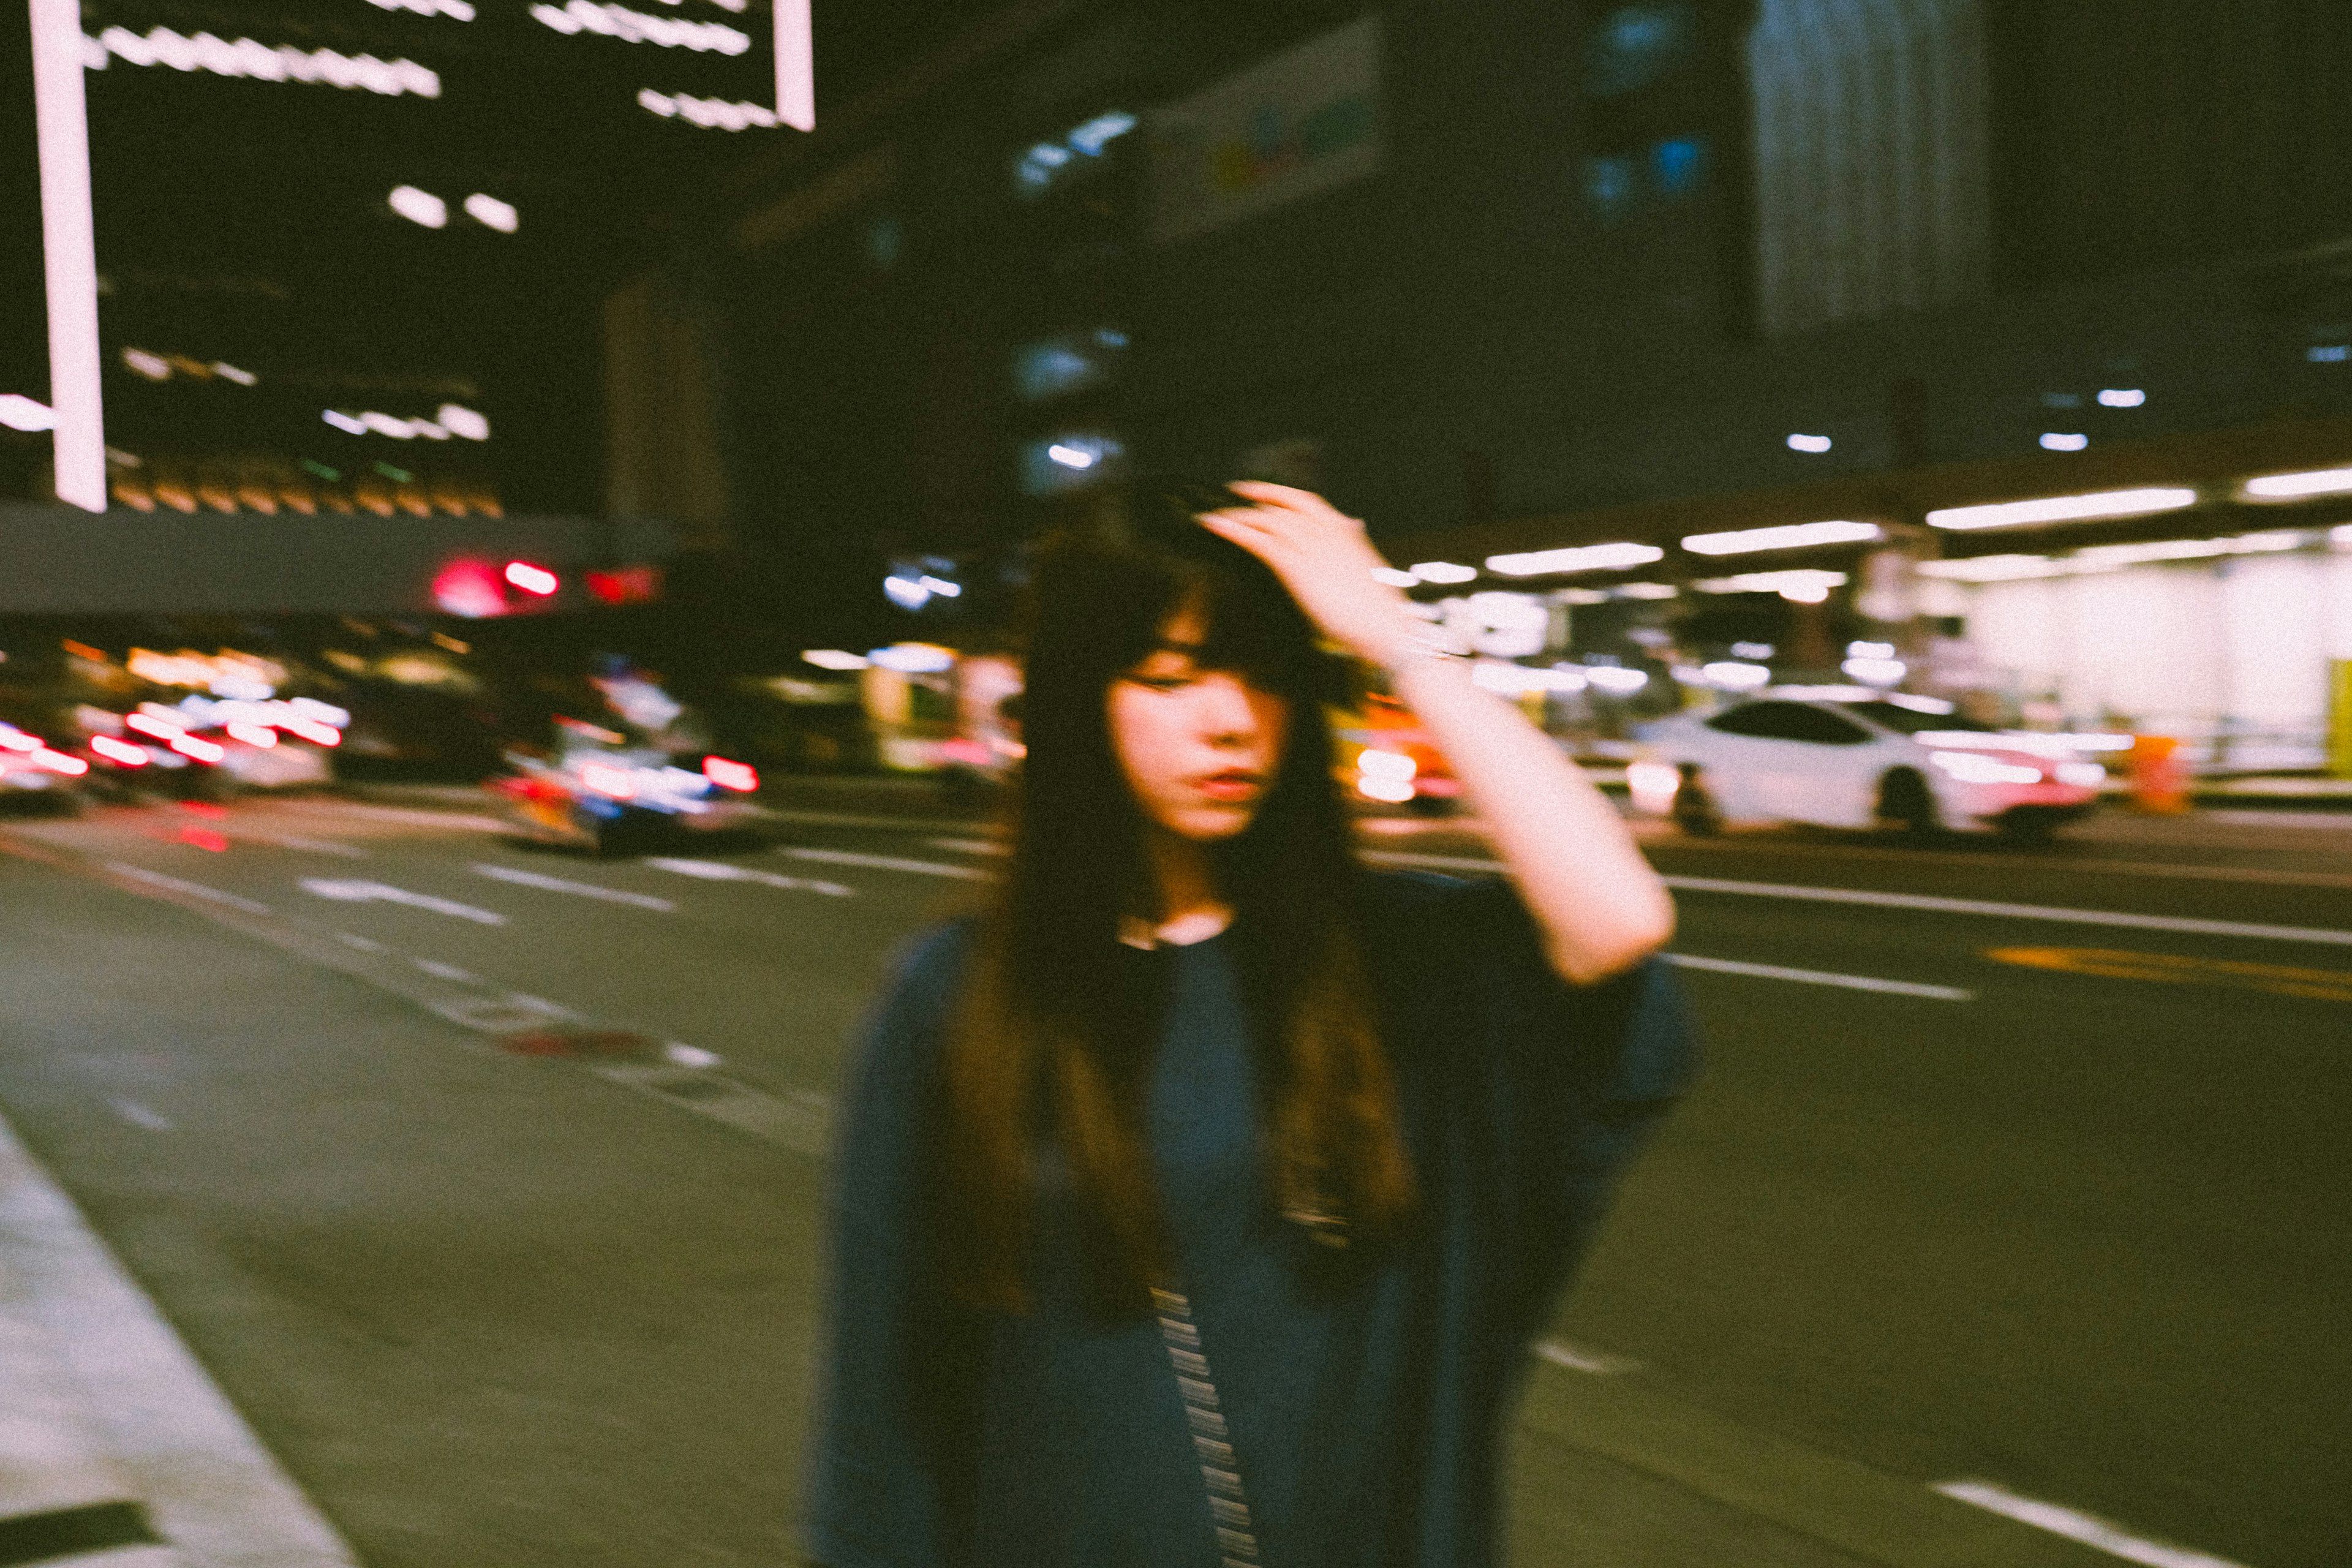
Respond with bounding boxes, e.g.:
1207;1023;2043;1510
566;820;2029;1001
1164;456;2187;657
0;786;2343;1566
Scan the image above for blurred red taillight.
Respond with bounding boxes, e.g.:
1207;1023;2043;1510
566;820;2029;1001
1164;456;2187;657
703;756;758;793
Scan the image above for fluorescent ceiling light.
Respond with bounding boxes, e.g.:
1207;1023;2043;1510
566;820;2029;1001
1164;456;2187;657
1926;486;2197;530
2241;466;2352;500
389;186;448;228
774;0;812;127
1681;519;1880;556
1612;582;1678;599
464;193;519;232
2038;432;2089;452
1484;541;1662;577
1785;434;1831;453
1410;561;1479;584
2097;388;2146;407
1694;569;1847;601
32;0;104;510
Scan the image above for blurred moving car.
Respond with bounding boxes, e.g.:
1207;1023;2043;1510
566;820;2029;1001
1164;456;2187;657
1337;692;1462;813
0;721;90;814
492;718;763;854
1631;689;2108;840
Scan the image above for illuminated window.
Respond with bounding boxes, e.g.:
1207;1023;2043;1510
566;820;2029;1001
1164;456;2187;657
1586;2;1698;98
1011;328;1127;402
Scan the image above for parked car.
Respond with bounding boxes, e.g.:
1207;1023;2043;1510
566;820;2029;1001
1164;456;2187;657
1631;690;2107;840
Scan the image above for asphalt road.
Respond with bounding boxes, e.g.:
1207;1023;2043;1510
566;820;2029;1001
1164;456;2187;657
0;786;2346;1568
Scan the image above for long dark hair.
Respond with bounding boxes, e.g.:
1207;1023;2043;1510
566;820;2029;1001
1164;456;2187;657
938;511;1417;1314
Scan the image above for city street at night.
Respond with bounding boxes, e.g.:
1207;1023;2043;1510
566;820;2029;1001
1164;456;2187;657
2;788;2344;1568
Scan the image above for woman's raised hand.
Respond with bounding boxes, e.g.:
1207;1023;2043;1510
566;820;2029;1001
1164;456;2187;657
1195;481;1426;669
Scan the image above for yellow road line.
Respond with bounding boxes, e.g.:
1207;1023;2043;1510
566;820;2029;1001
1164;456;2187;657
1985;946;2352;1001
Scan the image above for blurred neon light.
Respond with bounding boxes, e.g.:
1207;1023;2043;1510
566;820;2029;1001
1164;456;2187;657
432;559;508;617
322;410;368;434
703;756;759;792
774;0;813;129
212;361;257;385
1926;488;2197;531
869;643;954;674
33;0;106;511
1585;666;1649;694
1046;442;1097;469
366;0;475;18
529;1;750;52
1410;561;1479;584
91;28;442;95
1370;567;1418;587
580;761;636;799
0;727;39;752
2038;432;2089;452
390;186;448;228
170;733;227;763
503;561;559;595
126;712;183;740
1487;541;1662;578
438;404;489;439
281;717;342;746
1785;433;1832;453
225;722;278;748
464;193;519;232
90;736;147;765
1682;520;1880;556
638;89;784;129
0;394;56;432
802;649;869;671
1068;111;1137;155
2241;466;2352;500
1700;661;1772;690
31;747;89;775
2097;388;2146;408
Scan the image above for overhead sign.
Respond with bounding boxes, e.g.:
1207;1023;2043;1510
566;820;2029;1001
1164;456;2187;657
1148;16;1381;244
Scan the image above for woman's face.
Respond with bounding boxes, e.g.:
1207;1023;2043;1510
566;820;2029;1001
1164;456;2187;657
1107;608;1291;842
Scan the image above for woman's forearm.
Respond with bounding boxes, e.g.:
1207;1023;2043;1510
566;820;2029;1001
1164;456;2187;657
1387;655;1675;984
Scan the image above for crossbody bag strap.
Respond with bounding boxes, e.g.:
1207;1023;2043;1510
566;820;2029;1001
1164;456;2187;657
1150;1286;1264;1568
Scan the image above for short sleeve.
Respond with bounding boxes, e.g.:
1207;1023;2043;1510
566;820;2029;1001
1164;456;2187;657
802;922;978;1568
1359;872;1701;1321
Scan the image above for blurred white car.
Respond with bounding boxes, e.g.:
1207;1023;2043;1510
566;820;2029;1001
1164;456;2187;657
1631;690;2108;839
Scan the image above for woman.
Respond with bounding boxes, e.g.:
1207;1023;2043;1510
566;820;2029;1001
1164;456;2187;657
807;483;1695;1568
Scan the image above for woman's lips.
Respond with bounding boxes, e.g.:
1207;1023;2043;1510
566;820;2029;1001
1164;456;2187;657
1194;772;1262;802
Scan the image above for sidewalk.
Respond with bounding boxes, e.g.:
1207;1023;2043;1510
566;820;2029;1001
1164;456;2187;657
0;1104;357;1568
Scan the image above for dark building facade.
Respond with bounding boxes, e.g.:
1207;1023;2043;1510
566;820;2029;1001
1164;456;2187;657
650;0;2352;755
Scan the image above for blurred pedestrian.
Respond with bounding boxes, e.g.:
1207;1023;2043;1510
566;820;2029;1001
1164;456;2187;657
807;483;1696;1568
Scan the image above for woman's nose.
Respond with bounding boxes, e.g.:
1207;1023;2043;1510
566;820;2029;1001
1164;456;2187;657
1193;674;1260;741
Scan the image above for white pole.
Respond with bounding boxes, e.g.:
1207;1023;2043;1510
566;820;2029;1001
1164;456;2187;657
28;0;105;512
774;0;813;131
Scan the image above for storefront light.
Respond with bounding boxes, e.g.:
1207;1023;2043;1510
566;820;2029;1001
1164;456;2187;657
1682;520;1879;556
1926;487;2197;530
2242;466;2352;501
1485;541;1661;577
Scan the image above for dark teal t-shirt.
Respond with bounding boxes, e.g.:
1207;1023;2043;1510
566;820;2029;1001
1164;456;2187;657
805;871;1699;1568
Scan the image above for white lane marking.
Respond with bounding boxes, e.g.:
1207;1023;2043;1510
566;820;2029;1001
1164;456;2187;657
104;861;272;915
299;878;507;925
1932;1480;2250;1568
472;862;676;911
413;959;475;982
1664;873;2352;948
291;801;507;832
334;932;385;953
644;856;854;896
929;837;1008;856
107;1098;172;1132
503;992;571;1017
1665;952;1974;1002
780;846;990;880
1534;1340;1644;1376
262;833;368;859
1362;851;2352;948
